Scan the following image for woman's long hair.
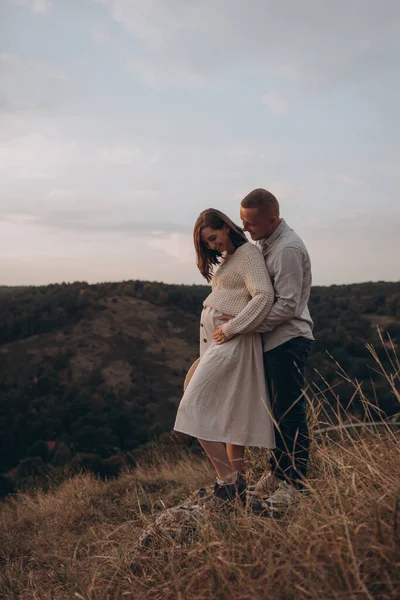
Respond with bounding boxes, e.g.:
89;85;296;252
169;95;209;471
193;209;247;282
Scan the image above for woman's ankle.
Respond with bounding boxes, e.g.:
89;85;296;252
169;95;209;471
216;471;238;486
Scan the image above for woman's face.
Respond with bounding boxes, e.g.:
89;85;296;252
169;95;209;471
201;225;230;253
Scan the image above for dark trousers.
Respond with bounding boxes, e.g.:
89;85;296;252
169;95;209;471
264;337;313;489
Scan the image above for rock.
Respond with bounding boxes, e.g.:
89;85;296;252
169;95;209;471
137;486;215;549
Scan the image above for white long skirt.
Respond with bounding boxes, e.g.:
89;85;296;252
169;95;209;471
174;307;275;448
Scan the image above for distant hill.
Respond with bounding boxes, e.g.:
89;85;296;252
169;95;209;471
0;279;399;486
0;285;25;297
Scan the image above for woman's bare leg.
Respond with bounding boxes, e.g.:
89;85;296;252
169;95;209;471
197;438;237;481
226;444;245;474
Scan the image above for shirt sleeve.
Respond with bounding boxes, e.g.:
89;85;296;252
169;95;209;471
254;246;304;333
220;246;274;338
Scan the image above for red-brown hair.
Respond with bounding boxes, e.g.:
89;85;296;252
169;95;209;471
193;208;247;282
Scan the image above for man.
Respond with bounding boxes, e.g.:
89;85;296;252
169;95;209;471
237;188;314;513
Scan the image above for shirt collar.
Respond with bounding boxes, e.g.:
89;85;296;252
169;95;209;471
259;219;290;250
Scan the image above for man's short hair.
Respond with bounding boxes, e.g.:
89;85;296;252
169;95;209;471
241;188;280;217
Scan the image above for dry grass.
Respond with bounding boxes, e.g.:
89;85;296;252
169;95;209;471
1;342;399;600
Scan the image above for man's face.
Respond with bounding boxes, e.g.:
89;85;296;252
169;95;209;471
240;207;278;240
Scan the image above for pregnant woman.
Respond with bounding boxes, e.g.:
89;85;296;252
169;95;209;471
174;208;275;509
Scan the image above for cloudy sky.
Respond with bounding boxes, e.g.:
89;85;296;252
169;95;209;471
1;0;399;287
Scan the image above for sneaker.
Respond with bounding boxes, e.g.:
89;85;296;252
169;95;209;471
253;471;281;498
264;481;299;517
213;473;247;507
246;495;273;518
197;473;247;510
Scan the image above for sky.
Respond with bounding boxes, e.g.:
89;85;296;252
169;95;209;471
1;0;399;287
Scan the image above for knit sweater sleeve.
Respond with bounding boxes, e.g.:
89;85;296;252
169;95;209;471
220;245;274;338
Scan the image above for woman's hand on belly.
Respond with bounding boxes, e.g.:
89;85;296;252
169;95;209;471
213;325;229;345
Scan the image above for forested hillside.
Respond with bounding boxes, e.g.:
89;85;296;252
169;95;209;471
0;279;399;489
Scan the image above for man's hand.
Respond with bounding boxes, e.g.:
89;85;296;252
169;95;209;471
219;314;233;323
213;325;229;345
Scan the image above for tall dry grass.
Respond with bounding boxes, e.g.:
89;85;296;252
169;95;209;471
0;339;399;600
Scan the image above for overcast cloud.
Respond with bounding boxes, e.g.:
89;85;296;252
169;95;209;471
0;0;399;286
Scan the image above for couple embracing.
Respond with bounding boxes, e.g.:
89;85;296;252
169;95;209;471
174;188;314;517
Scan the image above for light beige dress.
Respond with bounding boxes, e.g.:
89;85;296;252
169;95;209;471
174;242;275;448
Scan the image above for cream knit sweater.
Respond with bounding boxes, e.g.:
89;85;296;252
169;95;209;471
203;242;274;339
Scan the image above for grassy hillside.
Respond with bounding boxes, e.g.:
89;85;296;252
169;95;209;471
0;391;399;599
0;288;399;598
0;280;399;489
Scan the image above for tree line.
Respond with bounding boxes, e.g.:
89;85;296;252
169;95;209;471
0;279;399;490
